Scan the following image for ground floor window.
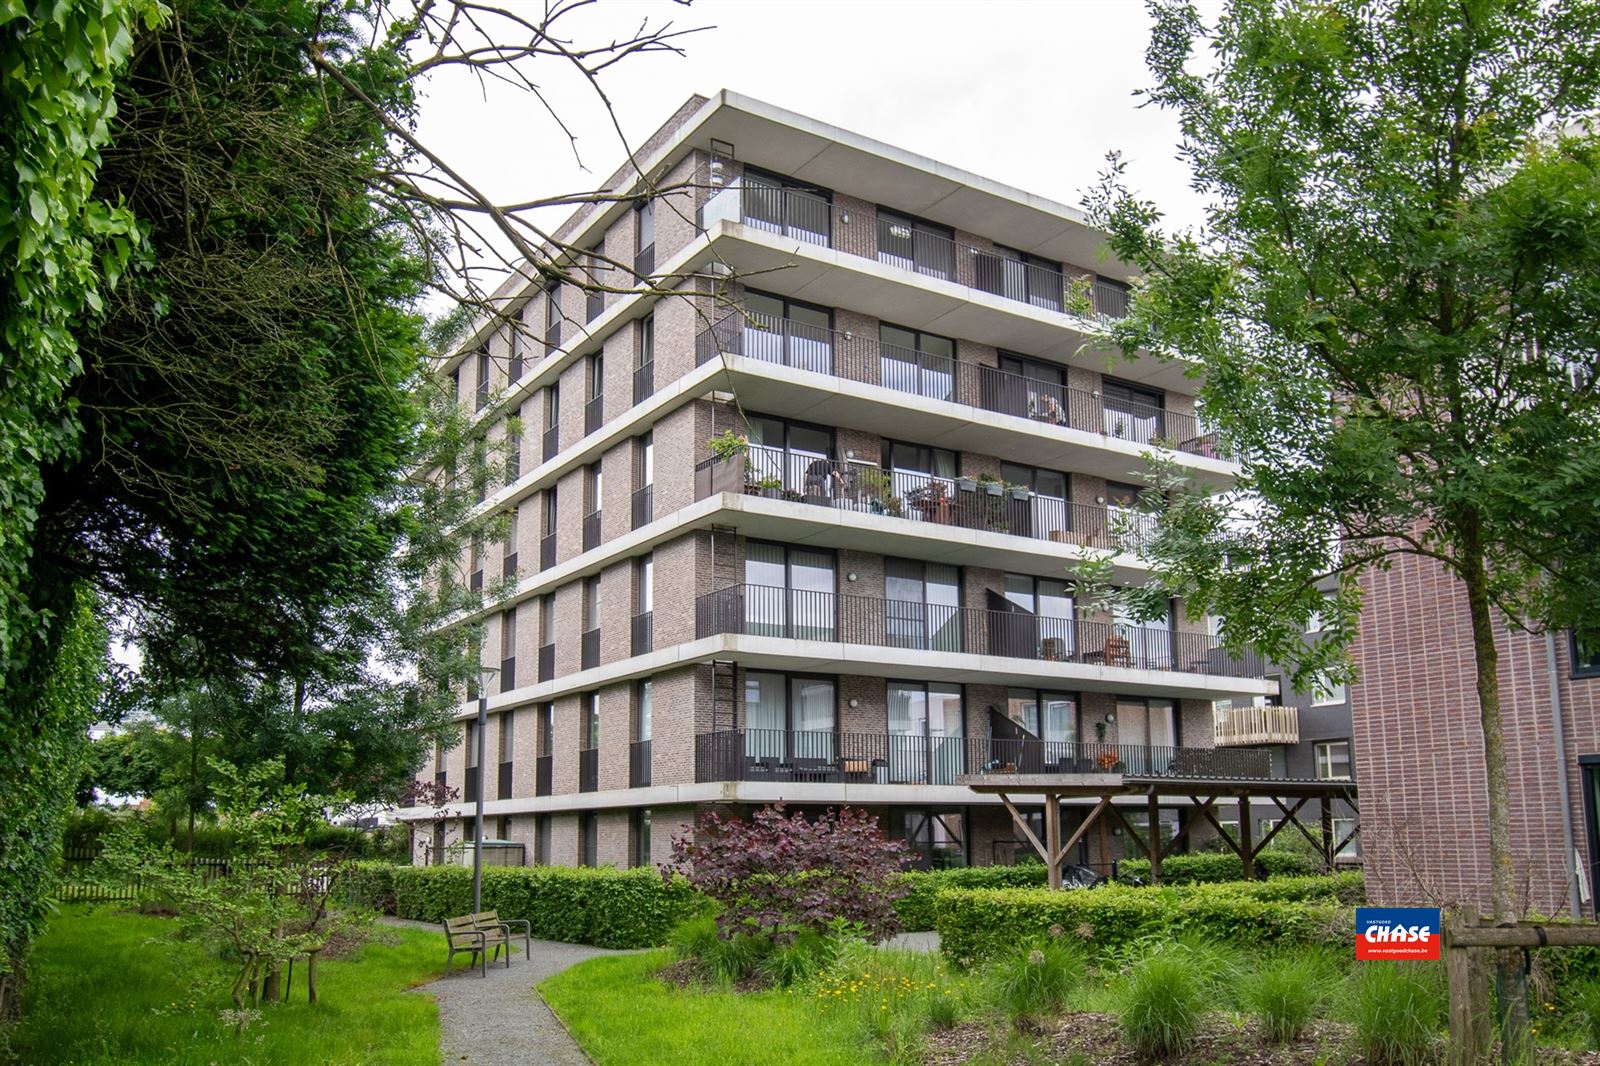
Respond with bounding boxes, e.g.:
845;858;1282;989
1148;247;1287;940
535;813;550;865
634;808;652;868
579;813;597;867
887;807;967;870
431;822;445;865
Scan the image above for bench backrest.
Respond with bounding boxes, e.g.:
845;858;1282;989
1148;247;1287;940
444;915;481;945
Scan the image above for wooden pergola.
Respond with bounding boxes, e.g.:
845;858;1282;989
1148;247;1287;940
956;772;1360;888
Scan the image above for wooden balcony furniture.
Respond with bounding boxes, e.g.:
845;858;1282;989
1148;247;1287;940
1085;635;1131;668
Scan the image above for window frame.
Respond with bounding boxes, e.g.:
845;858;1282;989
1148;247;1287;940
1572;631;1600;679
1314;739;1353;781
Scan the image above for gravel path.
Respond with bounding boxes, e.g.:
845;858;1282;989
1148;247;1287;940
883;930;941;953
380;917;633;1066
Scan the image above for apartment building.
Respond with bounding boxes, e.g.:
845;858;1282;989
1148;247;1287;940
401;90;1282;873
1352;553;1600;915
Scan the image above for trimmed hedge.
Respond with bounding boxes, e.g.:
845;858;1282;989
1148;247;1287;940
1116;850;1320;884
895;866;1050;931
344;861;399;914
936;875;1361;967
386;864;708;949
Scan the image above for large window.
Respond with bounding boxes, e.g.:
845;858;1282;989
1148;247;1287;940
742;169;830;245
1005;689;1078;746
743;542;835;640
745;414;833;496
998;572;1076;659
1315;740;1353;781
991;353;1069;424
877;209;954;280
887;681;964;784
1110;590;1174;668
1001;461;1069;540
880;324;954;401
885;440;957;516
887;808;968;871
636;679;652;742
744;291;833;373
1102;379;1165;444
885;558;961;651
1310;675;1348;707
633;808;652;869
978;246;1062;311
744;671;836;761
1116;697;1178;773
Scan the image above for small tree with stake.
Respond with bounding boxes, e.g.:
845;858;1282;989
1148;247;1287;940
1082;1;1600;1058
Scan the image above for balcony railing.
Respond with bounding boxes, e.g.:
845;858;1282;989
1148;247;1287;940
502;550;518;579
632;484;653;530
463;765;480;803
1213;704;1300;747
632;611;653;655
542;423;559;463
498;760;513;799
699;180;1130;322
539;532;556;570
581;627;600;670
535;754;552;796
696;450;1159;553
634;361;654;404
537;642;555;682
579;748;599;792
499;656;516;693
630;739;652;787
694;728;1273;786
694;584;1264;678
695;312;1224;458
585;394;603;436
582;509;601;551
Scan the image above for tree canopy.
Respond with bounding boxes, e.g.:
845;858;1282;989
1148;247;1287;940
1085;0;1600;1052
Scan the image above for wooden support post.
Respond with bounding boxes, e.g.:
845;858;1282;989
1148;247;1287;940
1044;793;1062;890
1249;796;1307;856
1445;917;1490;1065
1054;797;1110;870
1238;796;1254;880
1321;798;1335;871
1148;793;1163;884
1097;804;1110;872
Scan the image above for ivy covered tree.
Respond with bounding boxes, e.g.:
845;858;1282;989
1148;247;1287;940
1085;0;1600;1055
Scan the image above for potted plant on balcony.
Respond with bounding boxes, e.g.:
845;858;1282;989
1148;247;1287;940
697;430;749;498
974;472;1004;497
1097;750;1124;772
755;475;783;499
956;476;977;493
1006;482;1032;501
857;468;894;514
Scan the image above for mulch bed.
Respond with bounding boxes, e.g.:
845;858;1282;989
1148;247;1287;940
921;1013;1600;1065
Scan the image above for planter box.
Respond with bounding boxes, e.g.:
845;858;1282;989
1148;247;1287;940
694;454;746;498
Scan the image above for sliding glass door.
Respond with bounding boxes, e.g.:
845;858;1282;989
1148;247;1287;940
888;682;964;784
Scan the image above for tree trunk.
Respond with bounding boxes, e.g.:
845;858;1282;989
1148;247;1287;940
1462;535;1527;1062
186;701;200;853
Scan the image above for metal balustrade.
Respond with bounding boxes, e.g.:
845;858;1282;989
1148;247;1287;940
694;728;1273;785
537;643;555;682
695;311;1225;458
694;584;1264;678
539;533;556;571
581;627;600;670
698;180;1130;321
497;760;513;800
535;755;552;796
631;484;653;530
631;611;653;655
698;447;1160;552
634;361;654;404
582;509;601;551
585;395;603;436
630;739;652;787
579;748;599;792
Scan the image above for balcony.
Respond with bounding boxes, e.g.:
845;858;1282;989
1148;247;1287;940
630;739;652;788
1213;704;1300;747
632;611;653;656
695;728;1272;786
535;754;552;796
695;312;1223;458
696;449;1159;554
579;748;599;792
694;584;1263;679
699;181;1130;322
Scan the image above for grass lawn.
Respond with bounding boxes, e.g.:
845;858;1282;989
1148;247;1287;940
541;951;887;1066
6;905;445;1066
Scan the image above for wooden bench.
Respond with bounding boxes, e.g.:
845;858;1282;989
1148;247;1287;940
442;911;529;976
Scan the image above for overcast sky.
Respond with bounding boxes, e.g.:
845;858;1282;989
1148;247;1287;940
412;0;1216;292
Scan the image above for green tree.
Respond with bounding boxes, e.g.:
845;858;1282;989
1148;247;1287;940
1086;0;1600;1055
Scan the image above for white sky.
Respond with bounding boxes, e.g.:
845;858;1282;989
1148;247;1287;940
411;0;1215;291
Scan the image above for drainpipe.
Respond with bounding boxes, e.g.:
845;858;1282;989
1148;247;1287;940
1546;630;1582;919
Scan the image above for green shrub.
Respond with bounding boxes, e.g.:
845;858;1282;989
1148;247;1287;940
894;866;1049;931
343;861;398;913
935;879;1352;967
1241;952;1328;1042
387;864;707;948
667;914;720;962
1567;976;1600;1050
704;931;771;983
1346;962;1445;1066
987;933;1086;1020
1117;849;1322;884
1120;948;1210;1057
757;928;837;988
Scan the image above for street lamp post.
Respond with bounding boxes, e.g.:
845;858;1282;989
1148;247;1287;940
471;665;496;914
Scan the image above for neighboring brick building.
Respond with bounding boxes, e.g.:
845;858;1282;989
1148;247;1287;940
1351;550;1600;915
399;91;1282;873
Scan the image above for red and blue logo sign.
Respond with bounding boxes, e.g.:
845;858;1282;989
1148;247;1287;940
1356;907;1441;960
